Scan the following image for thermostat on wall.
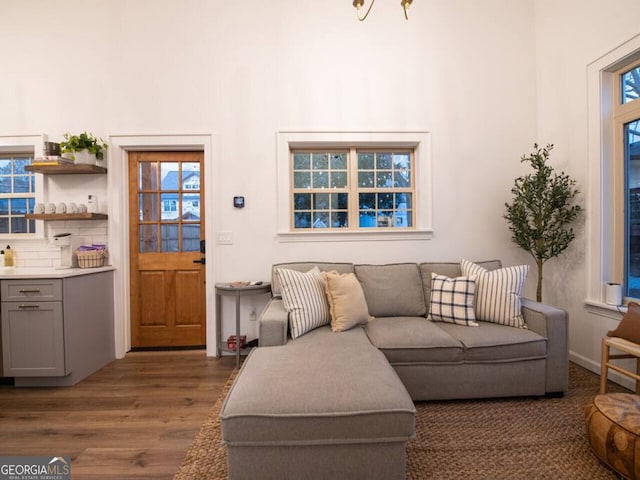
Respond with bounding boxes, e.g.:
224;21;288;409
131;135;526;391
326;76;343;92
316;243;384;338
233;196;245;208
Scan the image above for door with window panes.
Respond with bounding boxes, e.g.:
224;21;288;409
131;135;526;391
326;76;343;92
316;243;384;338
129;151;205;348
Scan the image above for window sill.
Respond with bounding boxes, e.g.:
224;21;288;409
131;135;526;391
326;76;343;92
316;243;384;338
277;229;434;243
584;299;626;320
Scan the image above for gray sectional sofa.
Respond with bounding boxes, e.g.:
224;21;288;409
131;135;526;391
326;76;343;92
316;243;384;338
220;261;569;480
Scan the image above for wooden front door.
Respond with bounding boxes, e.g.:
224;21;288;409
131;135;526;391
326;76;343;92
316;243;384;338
129;151;206;348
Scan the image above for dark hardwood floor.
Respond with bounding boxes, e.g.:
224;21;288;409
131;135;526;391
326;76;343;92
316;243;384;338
0;350;236;479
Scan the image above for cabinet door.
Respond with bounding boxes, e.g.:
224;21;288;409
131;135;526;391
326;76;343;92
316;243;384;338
1;301;66;377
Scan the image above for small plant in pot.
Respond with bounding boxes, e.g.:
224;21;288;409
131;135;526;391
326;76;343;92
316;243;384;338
60;132;107;164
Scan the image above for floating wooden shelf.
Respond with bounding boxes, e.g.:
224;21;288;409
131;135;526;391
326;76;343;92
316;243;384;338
26;164;107;175
26;213;108;221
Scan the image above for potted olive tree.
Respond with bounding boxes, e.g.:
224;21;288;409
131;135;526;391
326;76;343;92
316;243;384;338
60;132;107;165
504;143;583;302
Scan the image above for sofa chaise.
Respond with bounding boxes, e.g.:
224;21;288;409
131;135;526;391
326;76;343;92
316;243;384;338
220;260;569;480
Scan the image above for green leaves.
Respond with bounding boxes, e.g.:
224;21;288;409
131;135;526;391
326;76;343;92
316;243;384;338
60;132;108;160
504;144;583;301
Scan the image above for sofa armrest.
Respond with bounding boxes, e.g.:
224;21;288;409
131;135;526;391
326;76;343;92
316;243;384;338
521;298;568;394
258;299;289;346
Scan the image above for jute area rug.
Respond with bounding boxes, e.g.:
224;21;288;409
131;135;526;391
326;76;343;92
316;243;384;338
174;363;628;479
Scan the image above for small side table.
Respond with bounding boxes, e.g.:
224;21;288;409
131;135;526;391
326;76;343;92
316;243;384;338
600;336;640;394
215;282;271;368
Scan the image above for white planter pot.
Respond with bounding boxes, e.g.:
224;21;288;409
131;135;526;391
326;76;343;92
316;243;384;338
73;149;97;165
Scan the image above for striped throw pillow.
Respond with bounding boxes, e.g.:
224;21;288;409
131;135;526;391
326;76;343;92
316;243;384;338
275;267;330;339
461;259;529;328
427;273;478;326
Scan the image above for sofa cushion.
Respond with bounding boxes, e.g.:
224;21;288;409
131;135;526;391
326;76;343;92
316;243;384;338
271;262;354;298
220;326;415;445
355;263;426;317
364;317;463;364
436;321;547;362
322;271;373;332
275;267;330;339
461;259;529;328
419;260;502;315
427;273;478;326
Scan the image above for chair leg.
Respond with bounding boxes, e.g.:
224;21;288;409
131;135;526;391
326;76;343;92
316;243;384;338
600;339;609;394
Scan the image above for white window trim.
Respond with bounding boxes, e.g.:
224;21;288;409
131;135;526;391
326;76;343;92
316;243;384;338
276;131;433;242
586;33;640;309
0;134;46;239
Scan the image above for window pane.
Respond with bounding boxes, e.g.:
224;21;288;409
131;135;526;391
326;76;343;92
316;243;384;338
358;153;374;170
331;212;348;228
359;211;376;228
14;175;30;193
294;171;311;188
312;212;330;228
377;153;392;169
313;193;330;210
11;217;26;233
294;193;311;210
623;66;640;104
183;162;200;190
0;177;10;193
377;171;393;188
0;199;8;215
140;225;158;252
312;153;328;170
182;193;200;220
312;171;328;188
294;152;310;170
160;162;179;191
161;224;179;252
0;160;10;176
358;171;374;188
330;171;347;188
294;212;312;228
359;193;375;210
331;193;348;209
139;162;159;190
0;218;8;234
10;198;27;214
160;193;178;220
330;153;347;169
13;158;30;174
182;223;200;251
139;194;158;221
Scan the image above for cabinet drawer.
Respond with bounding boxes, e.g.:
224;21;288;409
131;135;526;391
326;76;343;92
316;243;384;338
1;279;62;302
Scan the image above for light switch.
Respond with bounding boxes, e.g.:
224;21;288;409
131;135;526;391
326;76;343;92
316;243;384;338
216;231;233;245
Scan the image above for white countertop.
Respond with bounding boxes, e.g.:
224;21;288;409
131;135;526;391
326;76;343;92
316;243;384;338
0;266;115;279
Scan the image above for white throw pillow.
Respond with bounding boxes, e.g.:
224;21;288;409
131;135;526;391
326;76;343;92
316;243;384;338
460;259;529;328
275;267;330;339
427;273;478;326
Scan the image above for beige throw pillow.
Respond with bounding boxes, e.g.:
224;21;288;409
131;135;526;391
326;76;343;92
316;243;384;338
322;271;373;332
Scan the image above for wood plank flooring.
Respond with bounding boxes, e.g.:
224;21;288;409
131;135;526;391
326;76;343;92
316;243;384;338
0;350;236;479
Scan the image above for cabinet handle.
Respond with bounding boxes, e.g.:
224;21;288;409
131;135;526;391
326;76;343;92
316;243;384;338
19;289;41;293
19;304;40;309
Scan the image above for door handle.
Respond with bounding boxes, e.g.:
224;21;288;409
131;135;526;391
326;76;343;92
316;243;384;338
193;258;206;265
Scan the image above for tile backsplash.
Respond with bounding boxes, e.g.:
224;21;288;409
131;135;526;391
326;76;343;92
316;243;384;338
7;220;109;268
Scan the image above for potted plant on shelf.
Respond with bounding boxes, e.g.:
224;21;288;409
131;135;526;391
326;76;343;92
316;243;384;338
60;132;107;165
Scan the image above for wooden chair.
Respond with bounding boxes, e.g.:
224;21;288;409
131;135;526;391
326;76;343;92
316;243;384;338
600;336;640;394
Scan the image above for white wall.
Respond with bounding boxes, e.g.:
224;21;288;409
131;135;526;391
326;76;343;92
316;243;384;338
1;0;577;357
534;0;640;384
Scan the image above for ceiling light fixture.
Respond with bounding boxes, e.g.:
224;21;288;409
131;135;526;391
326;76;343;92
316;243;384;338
352;0;413;21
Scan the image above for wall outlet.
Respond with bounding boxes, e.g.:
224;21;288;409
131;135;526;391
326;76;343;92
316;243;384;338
249;307;257;321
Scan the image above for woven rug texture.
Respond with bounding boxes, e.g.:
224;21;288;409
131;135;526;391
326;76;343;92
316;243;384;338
174;363;627;480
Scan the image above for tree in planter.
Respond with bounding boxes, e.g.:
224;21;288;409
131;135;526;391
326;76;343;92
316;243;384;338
504;143;583;302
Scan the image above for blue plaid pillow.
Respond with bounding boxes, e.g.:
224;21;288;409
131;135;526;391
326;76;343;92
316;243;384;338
427;273;478;326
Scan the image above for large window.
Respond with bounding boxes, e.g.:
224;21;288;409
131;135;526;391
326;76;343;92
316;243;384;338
0;152;36;234
616;60;640;298
291;148;415;231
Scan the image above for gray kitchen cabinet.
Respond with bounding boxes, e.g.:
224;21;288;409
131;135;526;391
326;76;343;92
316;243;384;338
1;270;115;387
